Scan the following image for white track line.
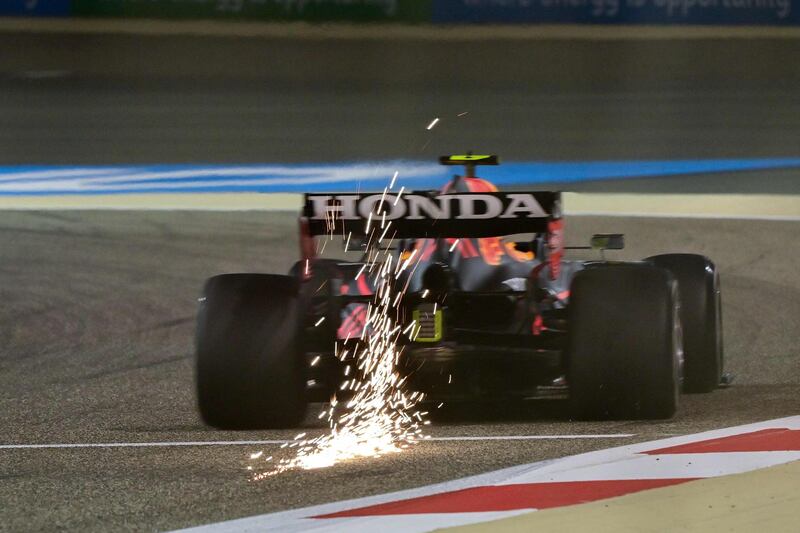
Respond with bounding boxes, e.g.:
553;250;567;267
0;434;634;450
0;440;289;450
428;434;633;441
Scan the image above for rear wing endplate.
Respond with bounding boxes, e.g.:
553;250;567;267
302;191;561;238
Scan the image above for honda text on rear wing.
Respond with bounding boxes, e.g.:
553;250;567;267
302;191;562;239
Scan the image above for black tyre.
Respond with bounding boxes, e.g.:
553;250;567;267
196;274;307;429
646;254;722;393
567;264;681;420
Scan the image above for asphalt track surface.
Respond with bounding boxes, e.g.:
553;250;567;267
1;210;798;531
1;26;799;532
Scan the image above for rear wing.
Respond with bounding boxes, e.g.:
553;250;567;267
302;191;561;239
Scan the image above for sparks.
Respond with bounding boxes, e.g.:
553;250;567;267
394;187;405;205
426;117;440;130
397;248;419;275
392;291;403;308
253;176;429;479
448;239;460;252
380;187;388;211
378;221;392;244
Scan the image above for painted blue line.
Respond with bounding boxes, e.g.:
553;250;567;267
1;159;799;195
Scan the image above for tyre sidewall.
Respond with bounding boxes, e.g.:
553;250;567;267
567;264;680;420
647;254;722;393
196;274;306;429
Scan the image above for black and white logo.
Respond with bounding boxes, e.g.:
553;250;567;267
307;193;550;221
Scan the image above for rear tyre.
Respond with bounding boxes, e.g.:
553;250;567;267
647;254;722;393
196;274;307;429
567;264;681;420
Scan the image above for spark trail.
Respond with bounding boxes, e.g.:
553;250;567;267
251;175;429;478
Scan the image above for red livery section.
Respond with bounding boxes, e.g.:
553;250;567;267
644;428;800;454
314;478;694;517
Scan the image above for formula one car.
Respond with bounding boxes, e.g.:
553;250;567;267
195;154;724;428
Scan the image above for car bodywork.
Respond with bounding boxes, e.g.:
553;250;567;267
196;154;722;427
296;159;621;403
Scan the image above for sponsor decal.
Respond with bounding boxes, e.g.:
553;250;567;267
432;0;799;25
304;192;560;239
306;193;551;222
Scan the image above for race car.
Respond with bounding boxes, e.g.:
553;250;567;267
195;154;724;429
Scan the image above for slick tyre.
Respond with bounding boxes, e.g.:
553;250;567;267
647;254;723;393
196;274;307;429
567;265;681;420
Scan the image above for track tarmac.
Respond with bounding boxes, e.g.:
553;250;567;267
0;210;798;531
